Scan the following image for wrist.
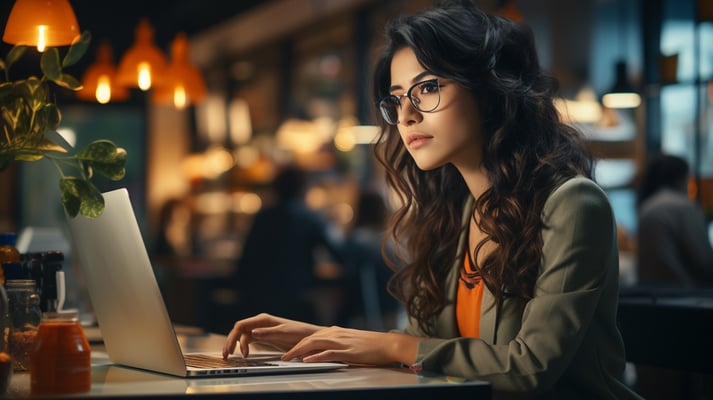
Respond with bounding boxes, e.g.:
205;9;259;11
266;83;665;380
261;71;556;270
386;332;421;365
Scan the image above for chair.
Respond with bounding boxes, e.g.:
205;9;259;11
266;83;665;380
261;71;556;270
617;287;713;399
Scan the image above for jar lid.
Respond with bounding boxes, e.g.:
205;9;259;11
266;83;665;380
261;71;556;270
42;310;79;321
5;279;36;287
0;232;16;245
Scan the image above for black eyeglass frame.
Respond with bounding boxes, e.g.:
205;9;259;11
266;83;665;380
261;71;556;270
377;78;442;125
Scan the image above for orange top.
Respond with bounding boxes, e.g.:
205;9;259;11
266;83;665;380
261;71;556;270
456;250;484;338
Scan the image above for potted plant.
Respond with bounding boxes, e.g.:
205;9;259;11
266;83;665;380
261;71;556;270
0;31;126;218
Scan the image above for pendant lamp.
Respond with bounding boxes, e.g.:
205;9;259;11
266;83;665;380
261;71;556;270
152;33;207;110
77;41;129;104
602;60;641;109
2;0;80;52
116;18;168;91
602;0;641;109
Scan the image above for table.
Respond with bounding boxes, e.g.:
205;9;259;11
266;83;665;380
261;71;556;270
618;289;713;373
5;331;492;399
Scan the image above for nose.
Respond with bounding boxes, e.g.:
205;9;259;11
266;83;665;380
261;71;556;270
398;97;422;126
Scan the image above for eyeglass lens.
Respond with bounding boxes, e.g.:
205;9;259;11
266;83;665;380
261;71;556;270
379;79;440;125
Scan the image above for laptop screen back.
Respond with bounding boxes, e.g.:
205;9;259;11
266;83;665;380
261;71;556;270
66;188;187;376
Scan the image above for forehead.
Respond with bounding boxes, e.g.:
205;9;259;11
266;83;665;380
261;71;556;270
389;47;431;88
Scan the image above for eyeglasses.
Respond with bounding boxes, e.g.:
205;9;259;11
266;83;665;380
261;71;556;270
378;78;442;125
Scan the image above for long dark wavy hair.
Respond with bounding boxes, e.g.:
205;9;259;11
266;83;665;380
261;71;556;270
372;0;594;335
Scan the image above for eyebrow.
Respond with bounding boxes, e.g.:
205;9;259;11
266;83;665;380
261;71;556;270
389;71;435;92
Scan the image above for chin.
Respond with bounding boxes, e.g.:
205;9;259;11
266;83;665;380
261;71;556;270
412;158;446;171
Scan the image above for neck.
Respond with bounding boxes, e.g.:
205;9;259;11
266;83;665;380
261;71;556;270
457;164;491;200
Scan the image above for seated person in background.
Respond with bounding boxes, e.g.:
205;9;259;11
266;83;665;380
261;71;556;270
234;165;344;323
339;191;402;331
636;153;713;287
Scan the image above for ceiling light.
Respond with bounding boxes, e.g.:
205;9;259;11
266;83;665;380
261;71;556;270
2;0;80;52
152;33;207;109
116;18;167;91
77;41;129;104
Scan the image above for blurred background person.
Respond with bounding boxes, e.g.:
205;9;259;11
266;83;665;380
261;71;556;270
338;190;402;331
636;153;713;287
232;165;344;323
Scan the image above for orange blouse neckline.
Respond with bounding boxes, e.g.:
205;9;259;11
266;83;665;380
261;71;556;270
456;250;484;338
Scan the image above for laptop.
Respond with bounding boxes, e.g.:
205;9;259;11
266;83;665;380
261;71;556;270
65;188;346;378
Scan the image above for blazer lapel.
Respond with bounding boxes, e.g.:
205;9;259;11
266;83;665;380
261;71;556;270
480;286;498;343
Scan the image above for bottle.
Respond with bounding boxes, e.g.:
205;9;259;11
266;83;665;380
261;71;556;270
30;311;91;395
6;279;42;371
24;251;65;312
0;232;21;285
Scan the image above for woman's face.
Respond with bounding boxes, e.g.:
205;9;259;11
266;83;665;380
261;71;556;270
388;47;484;171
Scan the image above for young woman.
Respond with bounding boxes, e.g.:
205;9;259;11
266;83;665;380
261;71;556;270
223;1;643;397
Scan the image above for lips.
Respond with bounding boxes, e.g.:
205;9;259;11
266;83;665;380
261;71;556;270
406;132;433;148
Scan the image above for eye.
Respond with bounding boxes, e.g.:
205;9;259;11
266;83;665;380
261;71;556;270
418;80;440;95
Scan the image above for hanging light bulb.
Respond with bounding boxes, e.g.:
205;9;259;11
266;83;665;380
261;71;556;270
116;18;168;91
602;60;641;109
602;0;641;110
2;0;80;52
152;33;207;109
77;40;129;104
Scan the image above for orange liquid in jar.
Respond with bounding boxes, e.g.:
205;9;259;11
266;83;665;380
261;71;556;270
30;314;91;395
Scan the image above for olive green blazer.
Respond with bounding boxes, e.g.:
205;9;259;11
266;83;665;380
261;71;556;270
403;177;643;399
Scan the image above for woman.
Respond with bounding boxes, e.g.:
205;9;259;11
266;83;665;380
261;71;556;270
223;1;642;398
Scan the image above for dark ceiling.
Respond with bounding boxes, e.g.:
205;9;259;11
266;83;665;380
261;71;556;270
69;1;267;57
0;1;266;70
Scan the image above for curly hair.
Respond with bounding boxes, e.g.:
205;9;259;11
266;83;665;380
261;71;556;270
372;0;593;335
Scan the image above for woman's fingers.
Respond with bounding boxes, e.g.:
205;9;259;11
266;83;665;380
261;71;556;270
223;313;275;359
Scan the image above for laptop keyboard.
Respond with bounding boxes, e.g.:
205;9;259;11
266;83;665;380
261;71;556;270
184;354;280;368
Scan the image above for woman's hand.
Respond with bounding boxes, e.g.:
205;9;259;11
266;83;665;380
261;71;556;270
222;313;322;359
282;327;422;367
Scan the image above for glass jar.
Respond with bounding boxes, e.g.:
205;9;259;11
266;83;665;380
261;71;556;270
0;284;11;396
30;311;91;395
0;232;21;286
6;279;41;371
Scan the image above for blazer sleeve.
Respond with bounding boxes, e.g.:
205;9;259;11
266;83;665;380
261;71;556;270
408;177;620;392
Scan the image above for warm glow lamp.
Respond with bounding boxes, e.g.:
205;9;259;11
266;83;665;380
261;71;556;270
603;0;641;109
152;33;207;109
602;60;641;109
77;40;129;104
2;0;80;52
116;18;168;91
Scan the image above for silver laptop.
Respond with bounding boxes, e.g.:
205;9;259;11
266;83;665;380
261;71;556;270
66;188;345;378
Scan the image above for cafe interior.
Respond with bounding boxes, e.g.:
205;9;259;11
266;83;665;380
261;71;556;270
0;0;711;398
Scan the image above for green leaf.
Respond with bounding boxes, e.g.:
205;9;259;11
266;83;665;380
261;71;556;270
63;31;92;68
20;77;48;105
76;141;127;181
36;103;62;131
60;177;105;218
35;137;68;153
14;153;43;161
40;48;62;81
0;83;12;99
5;45;27;70
60;178;82;218
52;73;83;91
